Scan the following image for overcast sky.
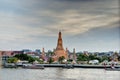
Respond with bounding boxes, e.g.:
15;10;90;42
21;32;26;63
0;0;119;52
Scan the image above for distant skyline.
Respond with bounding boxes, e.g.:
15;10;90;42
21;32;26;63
0;0;119;52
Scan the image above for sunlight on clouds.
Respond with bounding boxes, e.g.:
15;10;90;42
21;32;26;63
0;9;119;38
42;10;119;36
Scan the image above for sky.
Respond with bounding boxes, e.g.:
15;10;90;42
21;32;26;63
0;0;119;52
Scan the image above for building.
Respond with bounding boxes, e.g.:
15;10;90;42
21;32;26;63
41;48;46;60
35;49;41;54
73;48;77;61
22;49;32;54
0;51;13;64
68;48;77;63
11;51;23;56
53;32;68;61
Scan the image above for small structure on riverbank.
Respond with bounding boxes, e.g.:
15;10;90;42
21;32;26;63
89;60;99;65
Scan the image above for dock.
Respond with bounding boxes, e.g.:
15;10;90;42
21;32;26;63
2;63;120;69
30;64;120;69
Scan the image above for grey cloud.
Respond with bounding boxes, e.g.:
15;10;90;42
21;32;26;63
0;0;119;51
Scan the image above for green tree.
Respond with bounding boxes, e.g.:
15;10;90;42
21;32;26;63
58;56;65;64
28;57;35;63
101;56;109;62
14;54;36;63
88;54;96;60
48;57;54;64
14;54;29;60
67;59;73;62
47;51;54;56
118;56;120;61
77;54;88;61
88;54;103;62
7;57;18;63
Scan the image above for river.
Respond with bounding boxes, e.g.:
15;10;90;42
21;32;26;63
0;68;120;80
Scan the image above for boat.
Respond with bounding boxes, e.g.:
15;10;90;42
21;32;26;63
63;64;74;69
106;68;120;71
3;63;17;68
22;64;44;69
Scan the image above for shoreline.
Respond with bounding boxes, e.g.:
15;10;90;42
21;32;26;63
34;64;120;68
2;63;120;69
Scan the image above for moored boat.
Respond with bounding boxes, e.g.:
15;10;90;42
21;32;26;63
22;64;44;69
62;64;74;69
3;63;17;68
106;68;120;71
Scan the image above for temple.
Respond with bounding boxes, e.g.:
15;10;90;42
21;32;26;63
53;32;68;61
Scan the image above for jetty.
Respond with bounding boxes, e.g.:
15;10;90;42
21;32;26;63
2;62;120;69
27;64;120;69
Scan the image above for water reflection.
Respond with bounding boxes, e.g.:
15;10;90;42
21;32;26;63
0;68;120;80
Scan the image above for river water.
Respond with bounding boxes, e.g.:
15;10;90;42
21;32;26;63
0;68;120;80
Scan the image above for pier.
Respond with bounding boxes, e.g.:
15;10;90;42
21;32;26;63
30;64;120;69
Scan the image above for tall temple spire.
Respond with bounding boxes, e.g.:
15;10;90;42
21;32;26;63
56;31;64;50
54;31;68;60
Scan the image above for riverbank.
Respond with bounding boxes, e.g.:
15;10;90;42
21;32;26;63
2;63;120;69
32;64;120;69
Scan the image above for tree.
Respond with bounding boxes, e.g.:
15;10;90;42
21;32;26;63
88;54;96;61
7;57;18;63
67;59;73;62
77;54;88;61
28;57;35;63
14;54;36;63
47;51;54;56
101;56;109;62
118;56;120;61
58;56;65;64
48;57;54;64
14;54;29;60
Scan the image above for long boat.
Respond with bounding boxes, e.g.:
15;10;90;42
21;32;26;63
22;64;44;69
62;64;74;69
106;68;120;71
3;63;17;68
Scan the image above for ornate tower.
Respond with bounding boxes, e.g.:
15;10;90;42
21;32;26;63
41;48;45;60
54;32;68;60
56;32;63;50
73;48;77;61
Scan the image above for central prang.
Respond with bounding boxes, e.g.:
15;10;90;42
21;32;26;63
53;32;68;61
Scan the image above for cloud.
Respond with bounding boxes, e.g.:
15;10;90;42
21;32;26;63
0;0;119;38
21;0;118;36
0;0;119;51
39;9;119;36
